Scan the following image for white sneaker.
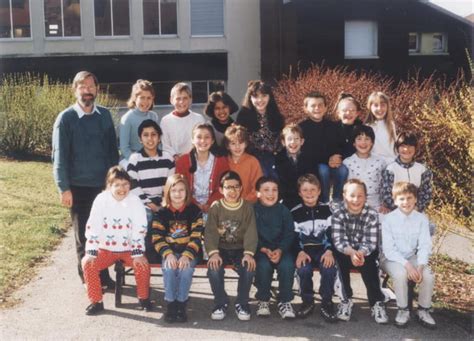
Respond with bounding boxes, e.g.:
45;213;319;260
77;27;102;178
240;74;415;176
235;304;251;321
371;301;389;324
278;302;296;319
257;301;271;317
395;308;410;327
337;299;353;321
417;308;436;329
211;304;227;320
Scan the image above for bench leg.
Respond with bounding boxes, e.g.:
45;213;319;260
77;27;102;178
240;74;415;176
115;261;124;308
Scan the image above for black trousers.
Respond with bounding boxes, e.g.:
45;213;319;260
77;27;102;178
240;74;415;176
334;249;384;306
70;186;111;284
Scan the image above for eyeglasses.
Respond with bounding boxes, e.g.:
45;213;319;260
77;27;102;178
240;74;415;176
223;185;241;191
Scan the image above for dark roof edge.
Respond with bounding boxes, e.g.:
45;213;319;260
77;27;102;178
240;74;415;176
419;0;474;26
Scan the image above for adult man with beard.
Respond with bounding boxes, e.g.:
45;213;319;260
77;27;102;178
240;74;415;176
52;71;119;288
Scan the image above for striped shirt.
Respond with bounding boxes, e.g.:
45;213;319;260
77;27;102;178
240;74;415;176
127;149;175;205
330;201;379;256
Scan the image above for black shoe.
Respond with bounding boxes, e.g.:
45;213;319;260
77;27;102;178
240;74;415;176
101;279;116;292
320;302;338;323
85;302;104;316
176;301;188;323
139;298;154;312
165;301;177;323
297;301;315;319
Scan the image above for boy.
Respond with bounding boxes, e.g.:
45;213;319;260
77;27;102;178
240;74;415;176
343;125;386;211
127;119;175;225
160;82;206;159
299;92;348;203
292;174;338;322
331;179;388;324
274;123;306;210
254;176;296;319
224;124;263;202
205;171;258;321
381;182;435;328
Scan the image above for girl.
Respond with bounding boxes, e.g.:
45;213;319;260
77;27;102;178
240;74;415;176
224;124;263;203
333;92;364;159
365;91;397;163
175;124;229;216
236;80;285;178
82;166;152;315
204;91;239;147
119;79;162;167
151;174;204;323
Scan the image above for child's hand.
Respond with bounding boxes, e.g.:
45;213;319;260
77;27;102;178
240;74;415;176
351;250;365;267
165;254;178;270
260;247;271;258
321;250;335;268
416;265;425;283
147;203;160;213
405;262;421;282
208;253;223;271
242;254;256;272
133;256;149;270
296;251;311;268
328;154;342;168
269;249;282;264
60;190;73;208
178;255;191;270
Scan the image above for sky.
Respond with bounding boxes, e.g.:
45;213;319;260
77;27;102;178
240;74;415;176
429;0;473;17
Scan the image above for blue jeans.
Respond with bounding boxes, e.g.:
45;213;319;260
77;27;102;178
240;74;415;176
317;163;348;203
162;253;197;302
297;248;337;304
255;252;295;303
255;150;278;179
207;249;255;307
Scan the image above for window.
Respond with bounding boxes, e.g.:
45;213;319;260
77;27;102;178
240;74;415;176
44;0;81;37
190;0;224;36
94;0;129;36
0;0;31;39
143;0;177;35
154;80;225;105
344;21;378;59
408;32;448;55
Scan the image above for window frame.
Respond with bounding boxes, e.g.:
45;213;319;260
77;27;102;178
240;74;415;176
152;80;227;107
408;32;449;56
344;20;379;59
43;0;83;40
431;32;448;54
93;0;131;38
0;0;32;40
142;0;178;37
408;32;420;54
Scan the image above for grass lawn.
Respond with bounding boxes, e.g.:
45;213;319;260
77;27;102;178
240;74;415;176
0;159;69;306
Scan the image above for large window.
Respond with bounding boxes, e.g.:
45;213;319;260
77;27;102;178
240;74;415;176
44;0;81;37
0;0;31;38
344;21;378;59
94;0;129;36
143;0;177;35
191;0;224;36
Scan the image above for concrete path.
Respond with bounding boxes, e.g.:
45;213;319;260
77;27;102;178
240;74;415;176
0;231;471;340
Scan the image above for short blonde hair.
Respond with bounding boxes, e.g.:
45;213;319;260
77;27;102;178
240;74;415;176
392;181;417;199
170;82;192;100
105;166;131;188
343;178;367;196
281;123;303;142
224;124;249;149
162;174;192;208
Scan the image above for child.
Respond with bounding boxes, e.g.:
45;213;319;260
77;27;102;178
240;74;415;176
205;171;258;321
254;176;296;319
82;166;152;315
343;125;386;211
204;91;239;146
176;124;229;215
333;92;364;159
160;82;206;159
365;91;397;163
292;174;338;323
119;79;161;167
381;132;432;213
381;182;435;328
274;123;306;210
299;92;348;203
224;124;263;202
331;179;388;324
127;119;175;225
151;174;204;323
236;80;284;178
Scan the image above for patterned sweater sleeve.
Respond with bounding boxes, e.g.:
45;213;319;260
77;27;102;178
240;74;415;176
183;207;204;260
417;168;432;212
131;198;148;257
359;211;379;256
381;168;396;209
151;209;173;258
84;195;104;257
331;210;348;253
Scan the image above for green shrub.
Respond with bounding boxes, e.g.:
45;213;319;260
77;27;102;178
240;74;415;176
0;73;118;156
274;65;472;230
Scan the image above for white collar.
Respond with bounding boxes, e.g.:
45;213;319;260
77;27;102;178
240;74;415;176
73;103;100;119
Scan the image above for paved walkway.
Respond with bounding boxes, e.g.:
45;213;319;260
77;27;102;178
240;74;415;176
0;231;471;340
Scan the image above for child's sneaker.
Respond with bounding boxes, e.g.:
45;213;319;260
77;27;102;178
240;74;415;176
417;308;436;329
256;301;271;317
337;299;353;321
277;302;296;319
320;302;338;323
395;308;410;327
211;304;228;321
371;301;388;324
235;303;251;321
296;301;315;318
